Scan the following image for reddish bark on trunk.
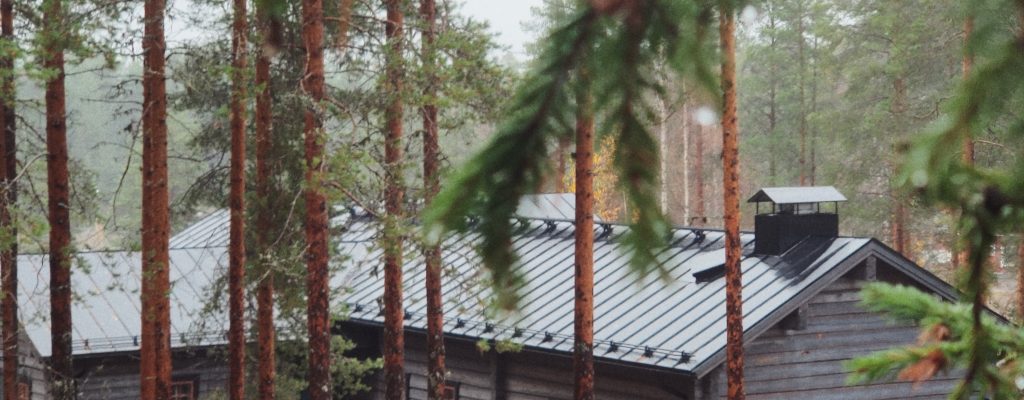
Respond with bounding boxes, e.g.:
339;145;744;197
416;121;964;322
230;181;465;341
962;17;974;165
573;73;595;400
140;0;172;396
228;0;247;397
44;0;73;398
301;0;330;396
892;194;909;257
0;0;15;396
255;5;276;399
420;0;446;398
383;1;406;398
720;7;745;400
1017;239;1024;321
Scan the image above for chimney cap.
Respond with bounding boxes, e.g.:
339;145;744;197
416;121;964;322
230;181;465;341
747;186;847;205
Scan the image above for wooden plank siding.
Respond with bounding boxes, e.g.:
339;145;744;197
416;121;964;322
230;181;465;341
73;348;228;399
364;330;692;400
711;276;960;400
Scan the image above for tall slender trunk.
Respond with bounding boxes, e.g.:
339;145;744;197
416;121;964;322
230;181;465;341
797;1;807;186
720;6;745;400
658;89;668;215
44;1;72;397
962;17;974;165
892;191;909;257
383;1;405;398
140;0;172;396
255;4;276;399
809;37;819;186
692;121;705;227
682;99;690;224
573;69;595;400
1017;237;1024;321
0;0;16;397
890;77;910;259
956;17;974;269
420;0;446;398
767;7;777;184
556;138;569;192
301;0;330;396
227;0;247;397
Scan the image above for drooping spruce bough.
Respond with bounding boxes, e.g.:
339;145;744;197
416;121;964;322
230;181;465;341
423;0;725;310
848;2;1024;398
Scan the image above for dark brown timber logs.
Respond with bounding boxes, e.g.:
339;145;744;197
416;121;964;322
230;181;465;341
140;0;172;396
383;0;405;398
720;6;745;400
420;0;446;398
228;0;247;397
301;0;330;395
573;70;595;400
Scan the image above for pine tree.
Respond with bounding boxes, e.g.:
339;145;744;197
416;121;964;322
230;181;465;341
573;67;595;400
42;0;73;397
254;2;277;398
383;0;406;398
419;0;446;398
301;0;330;396
140;0;172;396
0;0;15;396
227;0;248;397
720;4;745;399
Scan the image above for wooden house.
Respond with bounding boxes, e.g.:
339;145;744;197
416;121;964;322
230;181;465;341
5;190;978;399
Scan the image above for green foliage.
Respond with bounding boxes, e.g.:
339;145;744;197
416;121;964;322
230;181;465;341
848;283;1019;398
849;1;1024;398
424;0;721;311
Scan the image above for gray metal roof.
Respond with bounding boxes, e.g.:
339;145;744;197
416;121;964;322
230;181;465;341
17;247;230;357
14;194;960;379
341;217;880;375
747;186;847;204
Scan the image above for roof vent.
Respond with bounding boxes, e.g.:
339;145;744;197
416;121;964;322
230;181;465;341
747;186;846;255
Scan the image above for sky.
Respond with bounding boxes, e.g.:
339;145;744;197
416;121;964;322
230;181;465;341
457;0;546;60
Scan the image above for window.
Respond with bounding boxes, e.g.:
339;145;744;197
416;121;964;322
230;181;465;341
170;377;198;400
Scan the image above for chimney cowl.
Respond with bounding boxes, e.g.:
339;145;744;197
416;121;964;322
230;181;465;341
748;186;846;255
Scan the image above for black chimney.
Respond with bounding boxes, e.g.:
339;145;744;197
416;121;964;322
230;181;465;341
748;186;846;255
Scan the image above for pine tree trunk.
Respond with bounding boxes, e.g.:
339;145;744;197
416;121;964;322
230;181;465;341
956;17;974;269
140;0;172;396
301;0;330;396
692;121;705;227
556;138;569;192
420;0;446;398
892;192;909;257
796;5;807;187
383;1;406;398
573;69;595;400
767;8;777;184
682;99;690;225
720;7;745;400
255;4;276;399
0;0;16;396
1017;238;1024;321
658;89;668;215
44;1;72;397
227;0;247;397
962;17;974;165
